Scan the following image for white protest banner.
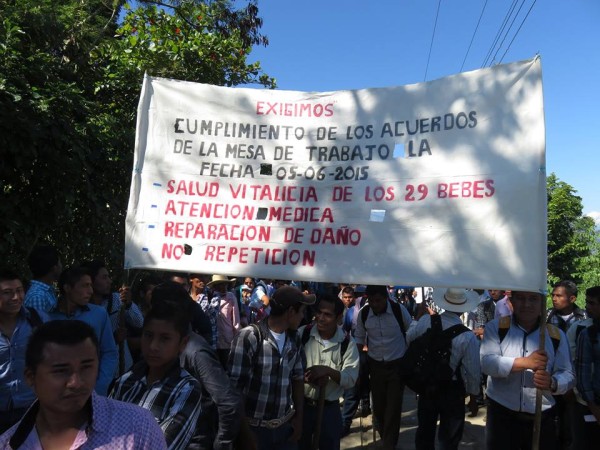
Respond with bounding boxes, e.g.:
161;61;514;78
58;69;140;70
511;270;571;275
125;57;546;291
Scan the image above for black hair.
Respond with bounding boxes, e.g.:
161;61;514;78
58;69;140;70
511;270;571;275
0;268;21;284
144;303;190;338
26;320;99;371
138;274;163;296
79;260;106;282
317;293;345;316
151;281;193;316
586;286;600;302
553;280;578;298
58;266;91;296
27;245;60;278
365;285;388;298
165;272;190;282
341;286;354;295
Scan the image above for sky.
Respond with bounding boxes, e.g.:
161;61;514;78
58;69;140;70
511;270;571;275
244;0;600;224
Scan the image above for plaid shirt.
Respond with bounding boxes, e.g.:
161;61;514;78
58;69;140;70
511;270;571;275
474;299;496;329
23;280;57;312
547;305;587;333
109;361;202;450
228;320;304;420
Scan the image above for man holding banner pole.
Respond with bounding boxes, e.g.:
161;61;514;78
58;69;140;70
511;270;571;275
480;291;574;449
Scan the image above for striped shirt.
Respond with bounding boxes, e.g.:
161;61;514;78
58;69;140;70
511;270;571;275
228;320;304;420
109;361;202;450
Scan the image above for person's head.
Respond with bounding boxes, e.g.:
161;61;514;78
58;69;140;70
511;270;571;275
207;275;236;294
189;274;206;292
0;269;24;317
167;272;191;292
244;277;255;290
511;291;544;328
551;280;578;313
80;260;112;297
341;286;354;308
269;286;316;330
137;274;162;308
585;286;600;320
27;245;62;280
25;320;99;415
58;266;93;307
142;305;190;370
151;281;194;315
365;285;389;314
315;293;344;336
488;290;504;301
241;284;252;301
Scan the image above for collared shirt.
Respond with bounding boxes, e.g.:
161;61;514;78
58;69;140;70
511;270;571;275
480;317;575;413
49;303;118;396
109;361;202;450
300;325;359;402
0;391;167;449
97;292;144;375
216;292;240;350
228;320;304;420
0;308;49;411
342;297;364;336
354;300;412;362
474;299;496;329
407;312;481;395
23;280;57;312
180;332;241;450
547;305;588;333
575;321;600;404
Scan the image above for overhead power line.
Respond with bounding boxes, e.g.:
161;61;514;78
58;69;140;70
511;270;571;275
424;0;442;81
460;0;489;72
481;0;519;67
498;0;537;64
489;0;528;66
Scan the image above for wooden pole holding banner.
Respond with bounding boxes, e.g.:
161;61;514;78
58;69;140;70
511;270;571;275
532;294;547;450
312;385;326;450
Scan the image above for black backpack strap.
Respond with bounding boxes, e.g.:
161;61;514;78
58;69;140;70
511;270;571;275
26;307;43;329
430;313;442;331
301;323;314;346
443;323;470;339
340;332;351;358
360;304;370;326
389;301;407;336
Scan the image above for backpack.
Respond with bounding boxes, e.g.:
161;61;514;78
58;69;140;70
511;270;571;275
300;323;351;359
360;300;407;336
400;314;469;395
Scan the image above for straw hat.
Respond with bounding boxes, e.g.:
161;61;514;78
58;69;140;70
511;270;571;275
207;275;237;287
431;288;479;313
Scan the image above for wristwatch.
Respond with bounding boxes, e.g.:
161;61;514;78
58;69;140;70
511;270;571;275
550;376;558;393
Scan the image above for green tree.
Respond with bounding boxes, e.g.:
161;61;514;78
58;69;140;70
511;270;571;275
547;173;597;288
1;0;273;280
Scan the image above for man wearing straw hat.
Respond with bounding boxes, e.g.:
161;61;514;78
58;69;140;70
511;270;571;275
207;275;241;369
480;290;575;450
407;288;481;450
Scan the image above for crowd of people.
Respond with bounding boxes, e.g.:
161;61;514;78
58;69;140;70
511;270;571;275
0;244;599;449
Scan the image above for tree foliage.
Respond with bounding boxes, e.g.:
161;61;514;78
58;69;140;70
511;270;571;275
1;0;273;281
547;173;600;296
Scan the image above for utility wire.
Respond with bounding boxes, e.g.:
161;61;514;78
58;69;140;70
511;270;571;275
499;0;537;64
481;0;518;67
424;0;442;81
489;0;527;66
460;0;488;72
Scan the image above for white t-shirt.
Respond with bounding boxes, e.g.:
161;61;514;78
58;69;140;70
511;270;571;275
271;329;286;354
